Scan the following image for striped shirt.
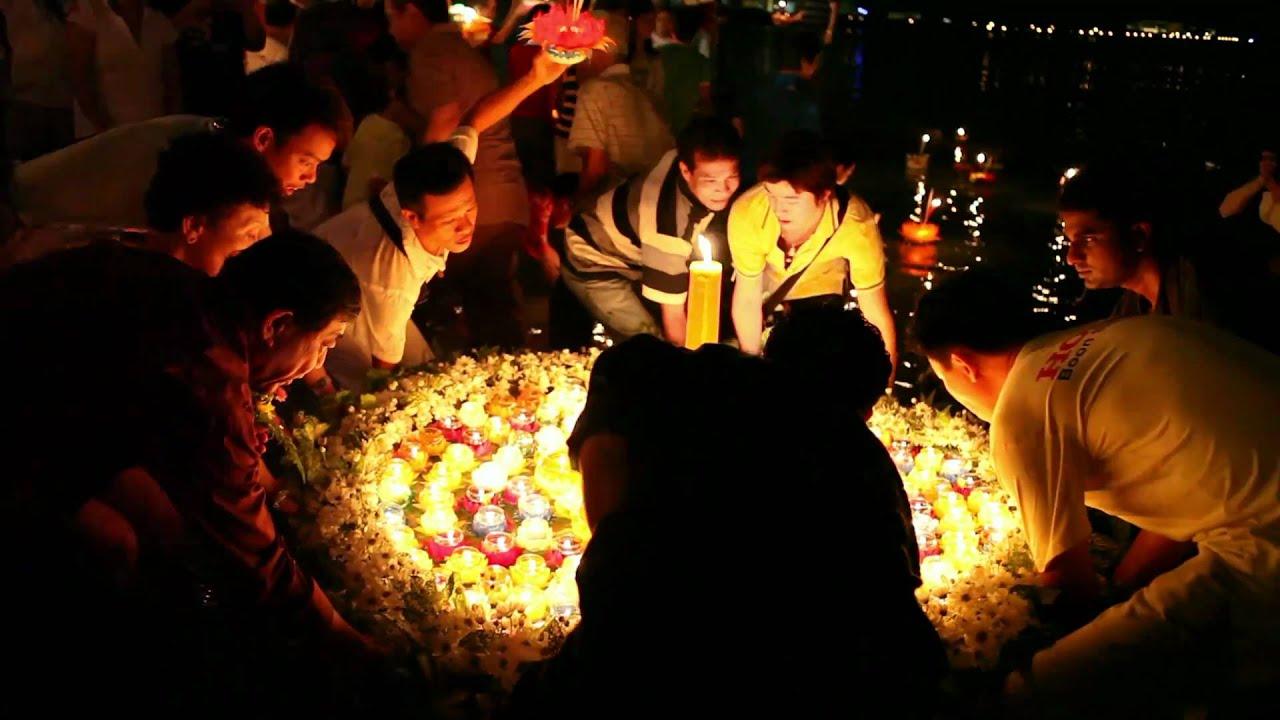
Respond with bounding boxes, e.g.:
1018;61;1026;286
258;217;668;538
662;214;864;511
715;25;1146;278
554;66;578;139
564;150;722;305
568;64;674;188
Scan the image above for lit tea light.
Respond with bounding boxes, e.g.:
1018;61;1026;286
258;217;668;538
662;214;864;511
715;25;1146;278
431;527;465;555
513;431;537;457
465;484;493;506
940;456;967;480
380;503;406;526
505;475;538;502
892;447;915;475
438;415;462;432
554;530;584;556
545;581;580;618
518;493;553;521
398;440;428;470
516;517;554;552
918;132;930;154
420;506;459;535
472;461;510;494
486;416;511;444
458;400;488;429
510;552;552;588
443;443;477;472
378;459;413;505
953;472;979;495
482;531;517;563
509;586;548;622
472;505;508;536
449;546;489;584
511;409;536;432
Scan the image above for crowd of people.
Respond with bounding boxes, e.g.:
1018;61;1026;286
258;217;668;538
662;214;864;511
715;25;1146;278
2;0;1279;716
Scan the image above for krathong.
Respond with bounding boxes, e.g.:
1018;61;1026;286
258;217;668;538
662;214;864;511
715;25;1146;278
281;352;1036;687
521;0;612;64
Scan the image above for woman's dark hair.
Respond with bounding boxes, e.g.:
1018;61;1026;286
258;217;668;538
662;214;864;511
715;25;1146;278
676;116;743;169
911;266;1056;359
388;0;450;23
759;130;837;197
393;143;475;212
144;133;281;232
218;230;362;331
672;6;703;44
226;63;345;144
765;306;890;418
264;0;298;27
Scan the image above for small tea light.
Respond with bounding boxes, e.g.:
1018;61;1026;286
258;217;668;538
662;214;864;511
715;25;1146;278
891;443;915;476
506;475;538;501
486;416;511;444
472;505;508;536
378;459;414;505
483;531;516;554
465;484;493;506
380;503;406;526
464;429;487;447
443;443;477;472
420;506;459;535
510;552;552;588
554;530;584;556
517;493;553;522
429;527;466;560
516;518;554;552
438;415;462;431
513;431;537;457
492;445;525;474
398;440;428;470
509;586;549;622
449;546;489;584
458;400;488;429
953;472;979;496
940;456;967;481
472;461;510;494
511;409;536;432
545;581;580;618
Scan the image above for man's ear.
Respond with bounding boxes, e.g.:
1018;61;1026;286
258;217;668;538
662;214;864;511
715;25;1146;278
1130;221;1154;254
949;350;981;384
678;160;694;186
251;126;275;153
399;206;421;227
260;309;295;348
180;215;207;244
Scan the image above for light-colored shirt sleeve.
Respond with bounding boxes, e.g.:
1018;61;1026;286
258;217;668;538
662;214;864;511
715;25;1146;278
1260;191;1280;234
991;409;1093;571
360;282;418;366
727;191;768;278
567;83;607;153
448;126;480;165
836;196;887;290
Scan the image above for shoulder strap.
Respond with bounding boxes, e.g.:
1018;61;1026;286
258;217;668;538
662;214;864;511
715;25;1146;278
761;191;849;310
368;192;408;257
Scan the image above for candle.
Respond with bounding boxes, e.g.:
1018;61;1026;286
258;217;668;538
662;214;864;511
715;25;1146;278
918;133;930;154
510;586;549;622
398;440;428;471
465;484;493;507
545;580;580;618
443;443;477;472
419;427;449;456
485;416;511;444
428;527;466;562
976;152;987;166
505;475;538;504
492;445;526;475
518;493;553;522
380;503;406;526
516;517;554;552
892;447;915;476
377;459;413;505
510;409;537;432
472;461;510;494
449;546;489;585
482;531;521;566
956;127;966;139
953;146;963;164
554;530;584;556
472;505;508;536
684;235;722;350
940;456;967;480
510;553;552;588
458;400;487;429
420;506;459;535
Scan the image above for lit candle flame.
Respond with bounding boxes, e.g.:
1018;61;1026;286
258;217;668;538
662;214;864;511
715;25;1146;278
697;234;712;263
956;127;966;137
921;133;931;144
976;152;987;165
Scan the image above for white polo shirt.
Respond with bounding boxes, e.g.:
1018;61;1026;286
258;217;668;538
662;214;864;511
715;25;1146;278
315;129;477;388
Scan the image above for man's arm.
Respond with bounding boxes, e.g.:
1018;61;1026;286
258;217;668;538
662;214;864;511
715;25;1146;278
1220;177;1264;218
857;283;898;376
577;147;611;199
660;303;687;347
731;272;764;354
1040;540;1102;603
1111;530;1194;593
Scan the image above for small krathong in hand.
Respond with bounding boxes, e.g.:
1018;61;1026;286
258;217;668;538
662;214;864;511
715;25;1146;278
521;0;613;65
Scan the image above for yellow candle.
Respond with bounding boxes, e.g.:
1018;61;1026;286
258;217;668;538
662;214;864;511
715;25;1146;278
684;235;722;349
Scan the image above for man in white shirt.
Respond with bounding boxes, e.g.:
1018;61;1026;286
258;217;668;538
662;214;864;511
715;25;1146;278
308;49;567;392
912;268;1280;716
1219;147;1280;235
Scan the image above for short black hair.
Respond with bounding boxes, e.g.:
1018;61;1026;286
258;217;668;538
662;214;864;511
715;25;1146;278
389;0;450;23
672;6;703;44
759;130;836;197
765;306;890;417
225;63;344;145
218;230;361;331
1058;161;1158;233
827;133;859;168
264;0;297;27
392;143;474;212
144;133;280;232
911;267;1055;359
792;31;823;64
676;116;743;169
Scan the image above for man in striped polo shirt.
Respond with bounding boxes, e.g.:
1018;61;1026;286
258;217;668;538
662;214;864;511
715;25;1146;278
560;117;742;345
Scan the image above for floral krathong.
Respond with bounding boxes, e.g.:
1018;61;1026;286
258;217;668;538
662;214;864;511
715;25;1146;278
282;352;1037;688
520;2;612;63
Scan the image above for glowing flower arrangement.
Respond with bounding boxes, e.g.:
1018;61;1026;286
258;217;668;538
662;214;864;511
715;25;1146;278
291;352;1036;686
521;0;613;64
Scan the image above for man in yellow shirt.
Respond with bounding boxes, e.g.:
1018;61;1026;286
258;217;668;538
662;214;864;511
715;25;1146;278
912;268;1280;715
727;130;894;365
